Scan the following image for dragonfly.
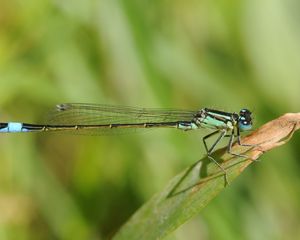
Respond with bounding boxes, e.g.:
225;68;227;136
0;103;253;184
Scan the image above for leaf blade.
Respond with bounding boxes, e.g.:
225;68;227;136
113;113;300;240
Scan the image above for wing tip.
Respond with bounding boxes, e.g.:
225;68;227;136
56;103;71;111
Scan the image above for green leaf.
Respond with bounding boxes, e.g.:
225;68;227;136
113;113;300;240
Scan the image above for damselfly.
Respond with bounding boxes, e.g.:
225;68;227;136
0;103;253;184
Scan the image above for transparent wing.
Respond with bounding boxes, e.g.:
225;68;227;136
46;103;197;135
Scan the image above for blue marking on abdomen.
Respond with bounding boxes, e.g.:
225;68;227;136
0;122;28;133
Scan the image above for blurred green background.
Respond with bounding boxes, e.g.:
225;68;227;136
1;0;300;239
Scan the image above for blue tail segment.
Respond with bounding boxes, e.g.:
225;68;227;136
0;122;29;133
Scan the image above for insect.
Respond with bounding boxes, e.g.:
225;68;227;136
0;103;253;184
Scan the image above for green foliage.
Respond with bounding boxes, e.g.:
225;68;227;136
0;0;300;239
113;151;248;240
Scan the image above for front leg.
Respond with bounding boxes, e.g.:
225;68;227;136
237;127;256;147
228;127;259;162
227;128;248;158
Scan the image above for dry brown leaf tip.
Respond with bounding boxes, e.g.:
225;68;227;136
241;113;300;160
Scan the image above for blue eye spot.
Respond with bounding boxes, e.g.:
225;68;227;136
238;108;253;131
239;121;252;131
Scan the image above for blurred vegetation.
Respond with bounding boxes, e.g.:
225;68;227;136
0;0;300;239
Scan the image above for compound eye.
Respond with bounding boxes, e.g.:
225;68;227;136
238;108;253;131
240;108;251;115
238;120;252;131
